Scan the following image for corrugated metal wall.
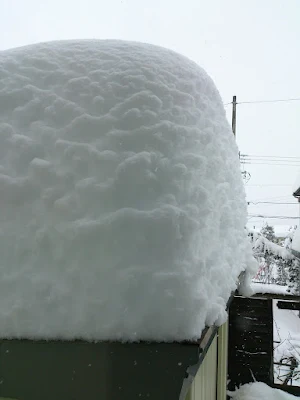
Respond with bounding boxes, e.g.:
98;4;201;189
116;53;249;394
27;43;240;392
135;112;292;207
193;335;217;400
186;322;228;400
217;322;228;400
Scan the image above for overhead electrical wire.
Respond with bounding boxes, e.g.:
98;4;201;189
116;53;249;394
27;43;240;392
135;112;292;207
248;214;299;220
222;100;299;210
238;98;300;105
248;201;298;205
241;154;300;160
241;156;300;163
240;154;300;167
242;162;300;167
240;156;300;164
222;101;300;192
248;195;293;202
240;155;300;161
242;159;300;161
246;184;293;187
248;220;296;224
224;97;300;106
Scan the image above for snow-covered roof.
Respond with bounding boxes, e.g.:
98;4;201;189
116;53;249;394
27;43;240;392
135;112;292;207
0;40;254;341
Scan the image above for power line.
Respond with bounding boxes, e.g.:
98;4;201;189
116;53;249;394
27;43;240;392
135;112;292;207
242;162;300;167
241;157;300;164
246;184;293;187
248;195;293;202
248;201;298;205
243;161;300;165
239;98;300;105
248;214;299;220
247;221;297;225
224;97;300;106
241;154;300;160
248;220;292;224
242;160;300;163
241;157;300;166
241;160;300;164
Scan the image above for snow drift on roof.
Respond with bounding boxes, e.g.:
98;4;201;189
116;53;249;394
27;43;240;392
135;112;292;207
0;40;255;341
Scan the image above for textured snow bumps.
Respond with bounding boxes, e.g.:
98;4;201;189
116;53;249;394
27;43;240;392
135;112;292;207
0;40;253;341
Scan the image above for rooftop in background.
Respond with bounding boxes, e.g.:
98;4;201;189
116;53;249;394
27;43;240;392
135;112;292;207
293;187;300;199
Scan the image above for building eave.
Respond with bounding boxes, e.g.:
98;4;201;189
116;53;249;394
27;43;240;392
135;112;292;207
293;187;300;199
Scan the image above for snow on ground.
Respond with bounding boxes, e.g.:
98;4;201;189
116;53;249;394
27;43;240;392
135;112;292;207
228;382;298;399
252;283;288;295
273;300;300;386
0;40;255;341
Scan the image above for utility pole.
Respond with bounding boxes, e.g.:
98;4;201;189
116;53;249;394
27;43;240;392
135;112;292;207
232;95;237;137
232;95;248;183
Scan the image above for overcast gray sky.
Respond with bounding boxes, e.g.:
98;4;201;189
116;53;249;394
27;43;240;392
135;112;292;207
1;0;300;234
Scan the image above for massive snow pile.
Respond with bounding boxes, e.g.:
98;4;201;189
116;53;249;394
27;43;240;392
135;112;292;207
228;382;297;400
0;40;255;341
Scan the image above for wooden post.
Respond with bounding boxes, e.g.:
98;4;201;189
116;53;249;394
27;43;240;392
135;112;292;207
232;96;237;137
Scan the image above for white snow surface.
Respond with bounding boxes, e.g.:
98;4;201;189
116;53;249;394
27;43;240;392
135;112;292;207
273;300;300;386
252;283;288;295
250;231;294;260
228;382;297;400
0;40;254;341
292;227;300;254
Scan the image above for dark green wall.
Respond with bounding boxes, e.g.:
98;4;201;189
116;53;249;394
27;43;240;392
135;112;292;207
0;339;199;400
